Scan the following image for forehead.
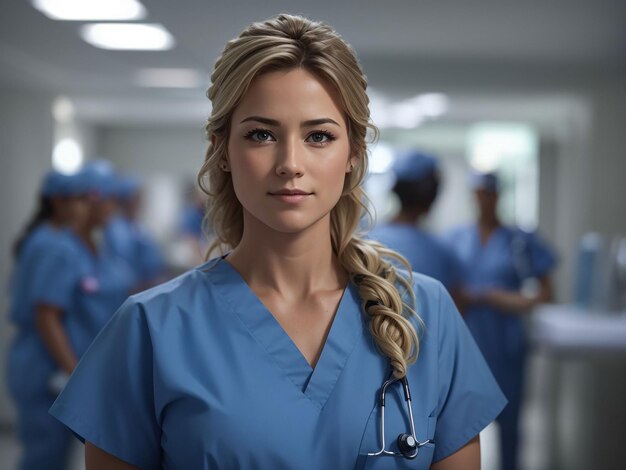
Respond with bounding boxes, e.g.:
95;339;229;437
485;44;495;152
232;68;345;123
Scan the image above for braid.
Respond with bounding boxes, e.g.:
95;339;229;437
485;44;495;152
338;237;420;378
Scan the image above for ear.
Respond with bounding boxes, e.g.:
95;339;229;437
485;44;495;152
346;156;357;173
212;134;231;172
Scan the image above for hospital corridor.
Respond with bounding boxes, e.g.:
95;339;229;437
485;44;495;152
1;1;625;469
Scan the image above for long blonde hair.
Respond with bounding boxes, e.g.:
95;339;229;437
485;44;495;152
199;14;420;378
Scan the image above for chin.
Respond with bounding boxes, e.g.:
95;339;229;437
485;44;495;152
252;211;331;236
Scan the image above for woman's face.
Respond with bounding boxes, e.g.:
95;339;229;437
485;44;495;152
474;188;498;218
51;195;89;226
226;68;353;237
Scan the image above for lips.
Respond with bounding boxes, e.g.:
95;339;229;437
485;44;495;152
268;188;312;203
269;189;312;196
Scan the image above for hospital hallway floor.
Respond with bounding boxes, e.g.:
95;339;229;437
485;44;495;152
0;354;556;470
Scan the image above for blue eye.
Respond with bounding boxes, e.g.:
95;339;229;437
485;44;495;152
244;129;275;142
307;131;335;144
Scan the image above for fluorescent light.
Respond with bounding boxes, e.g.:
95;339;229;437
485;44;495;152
53;139;83;174
80;23;175;51
135;68;204;88
32;0;146;21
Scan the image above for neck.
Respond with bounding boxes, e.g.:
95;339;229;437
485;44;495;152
225;213;346;299
478;214;499;229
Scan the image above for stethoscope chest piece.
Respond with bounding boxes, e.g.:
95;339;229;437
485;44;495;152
397;433;418;459
366;375;434;460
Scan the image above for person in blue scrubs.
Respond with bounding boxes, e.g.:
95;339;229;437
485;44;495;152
51;15;506;469
369;151;461;294
7;163;134;470
7;169;89;470
444;172;557;470
104;174;167;290
176;181;213;267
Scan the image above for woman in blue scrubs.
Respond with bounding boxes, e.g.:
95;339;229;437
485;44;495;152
51;15;506;469
7;163;134;470
370;151;461;294
7;170;89;470
444;172;557;470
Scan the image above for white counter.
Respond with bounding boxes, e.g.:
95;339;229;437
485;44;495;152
526;304;626;470
530;304;626;354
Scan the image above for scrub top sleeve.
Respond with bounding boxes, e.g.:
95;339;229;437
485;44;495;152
49;299;161;470
432;283;507;462
527;231;558;278
31;244;78;311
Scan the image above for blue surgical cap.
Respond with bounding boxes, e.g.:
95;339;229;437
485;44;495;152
77;159;117;198
470;171;499;193
393;151;439;182
40;170;84;197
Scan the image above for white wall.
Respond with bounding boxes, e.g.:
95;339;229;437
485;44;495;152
97;125;207;179
0;86;55;425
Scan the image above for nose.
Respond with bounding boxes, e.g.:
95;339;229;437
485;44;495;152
275;138;304;178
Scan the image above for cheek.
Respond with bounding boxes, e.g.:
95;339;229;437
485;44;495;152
320;149;351;187
229;141;275;177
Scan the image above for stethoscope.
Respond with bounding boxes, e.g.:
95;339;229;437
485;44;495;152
367;375;434;460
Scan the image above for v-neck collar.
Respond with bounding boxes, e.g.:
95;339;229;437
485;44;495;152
205;257;363;410
474;223;504;249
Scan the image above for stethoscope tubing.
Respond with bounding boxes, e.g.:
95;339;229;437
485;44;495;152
367;376;433;458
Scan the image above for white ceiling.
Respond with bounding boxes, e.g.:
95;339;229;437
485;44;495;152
1;0;624;125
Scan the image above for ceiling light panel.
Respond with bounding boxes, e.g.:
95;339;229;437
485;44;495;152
32;0;146;21
80;23;175;51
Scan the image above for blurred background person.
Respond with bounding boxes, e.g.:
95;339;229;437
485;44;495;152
6;169;88;470
369;150;462;296
5;160;135;470
444;171;557;470
104;174;168;291
174;181;213;266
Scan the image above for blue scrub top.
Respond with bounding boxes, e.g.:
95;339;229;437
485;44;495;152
9;223;70;327
369;223;462;291
50;257;506;469
104;215;165;285
444;224;557;370
33;231;136;358
8;230;135;396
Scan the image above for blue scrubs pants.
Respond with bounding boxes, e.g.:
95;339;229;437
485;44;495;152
14;396;72;470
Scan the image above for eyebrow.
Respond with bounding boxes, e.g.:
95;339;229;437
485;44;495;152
239;116;341;127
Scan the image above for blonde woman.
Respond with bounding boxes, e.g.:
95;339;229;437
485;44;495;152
51;14;505;469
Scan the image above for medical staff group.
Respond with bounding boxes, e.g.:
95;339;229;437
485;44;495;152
6;13;556;470
7;161;166;469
